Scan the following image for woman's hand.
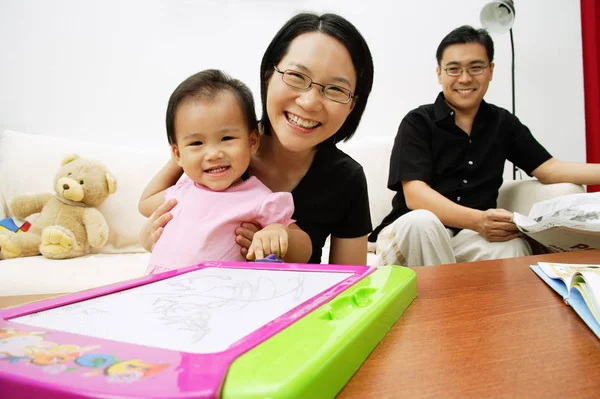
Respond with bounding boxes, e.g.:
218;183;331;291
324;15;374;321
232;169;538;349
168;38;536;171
139;198;177;252
235;222;261;258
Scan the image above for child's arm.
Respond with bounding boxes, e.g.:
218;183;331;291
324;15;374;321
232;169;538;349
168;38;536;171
247;222;312;263
138;157;183;217
139;190;167;218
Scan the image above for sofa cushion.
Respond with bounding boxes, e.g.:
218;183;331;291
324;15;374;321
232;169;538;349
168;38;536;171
0;253;150;296
0;130;396;260
0;130;169;254
338;136;395;228
497;179;585;215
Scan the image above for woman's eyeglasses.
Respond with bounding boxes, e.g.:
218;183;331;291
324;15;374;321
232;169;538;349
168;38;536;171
273;66;356;104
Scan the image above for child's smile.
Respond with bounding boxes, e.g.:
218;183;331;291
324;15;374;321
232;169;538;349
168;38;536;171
171;92;259;191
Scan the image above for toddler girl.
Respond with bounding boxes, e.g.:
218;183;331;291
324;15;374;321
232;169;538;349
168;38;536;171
139;69;311;274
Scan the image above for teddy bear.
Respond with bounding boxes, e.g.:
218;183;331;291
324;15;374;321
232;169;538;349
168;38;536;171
0;154;117;260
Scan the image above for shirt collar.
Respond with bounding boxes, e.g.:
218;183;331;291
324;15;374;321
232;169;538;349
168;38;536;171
433;92;493;123
433;92;453;122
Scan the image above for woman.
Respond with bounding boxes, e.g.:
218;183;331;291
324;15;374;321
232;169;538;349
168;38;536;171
141;12;374;265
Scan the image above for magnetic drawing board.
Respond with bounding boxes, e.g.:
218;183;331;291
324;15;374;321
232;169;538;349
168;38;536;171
0;262;386;399
12;267;352;353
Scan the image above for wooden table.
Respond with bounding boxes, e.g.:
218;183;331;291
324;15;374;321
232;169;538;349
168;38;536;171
0;293;72;310
338;250;600;399
2;252;600;398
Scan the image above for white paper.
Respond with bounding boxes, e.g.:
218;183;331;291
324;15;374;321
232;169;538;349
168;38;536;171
528;192;600;220
523;192;600;232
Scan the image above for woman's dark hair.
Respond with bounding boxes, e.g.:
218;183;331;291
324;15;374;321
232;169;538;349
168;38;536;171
166;69;258;145
259;13;374;144
436;25;494;65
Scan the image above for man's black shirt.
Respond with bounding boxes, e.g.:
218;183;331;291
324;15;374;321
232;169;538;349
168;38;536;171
369;92;552;242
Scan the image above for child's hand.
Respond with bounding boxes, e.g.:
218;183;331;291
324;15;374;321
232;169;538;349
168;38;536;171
246;224;288;261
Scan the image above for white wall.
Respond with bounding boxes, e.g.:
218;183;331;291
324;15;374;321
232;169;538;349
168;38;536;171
0;0;585;180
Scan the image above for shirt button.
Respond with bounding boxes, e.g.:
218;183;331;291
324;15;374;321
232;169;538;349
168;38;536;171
463;179;468;184
450;111;454;115
457;196;461;201
468;161;473;165
469;139;472;144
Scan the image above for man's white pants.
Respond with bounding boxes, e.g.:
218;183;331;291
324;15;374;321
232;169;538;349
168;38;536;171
375;209;532;267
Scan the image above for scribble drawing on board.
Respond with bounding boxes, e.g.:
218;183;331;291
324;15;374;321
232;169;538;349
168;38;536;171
150;298;211;343
21;302;108;320
11;268;352;354
145;273;306;343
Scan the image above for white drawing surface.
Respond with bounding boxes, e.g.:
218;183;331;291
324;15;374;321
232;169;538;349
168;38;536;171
12;267;352;353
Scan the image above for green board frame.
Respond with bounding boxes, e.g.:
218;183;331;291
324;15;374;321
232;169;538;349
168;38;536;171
222;265;417;399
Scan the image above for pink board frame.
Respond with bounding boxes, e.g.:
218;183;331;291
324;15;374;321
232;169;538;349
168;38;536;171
0;261;375;399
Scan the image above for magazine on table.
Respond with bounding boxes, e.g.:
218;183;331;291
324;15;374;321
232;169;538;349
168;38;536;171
512;192;600;252
530;262;600;339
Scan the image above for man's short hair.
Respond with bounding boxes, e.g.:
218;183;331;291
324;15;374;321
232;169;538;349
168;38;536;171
436;25;495;65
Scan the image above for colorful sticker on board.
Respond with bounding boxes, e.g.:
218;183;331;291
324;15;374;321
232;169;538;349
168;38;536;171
0;327;170;382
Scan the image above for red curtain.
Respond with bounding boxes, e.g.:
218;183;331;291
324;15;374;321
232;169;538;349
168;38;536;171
581;0;600;192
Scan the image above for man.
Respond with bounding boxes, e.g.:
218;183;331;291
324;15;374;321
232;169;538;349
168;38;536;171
369;25;600;267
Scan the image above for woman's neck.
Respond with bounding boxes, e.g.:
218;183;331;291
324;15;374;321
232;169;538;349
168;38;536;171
260;134;316;166
251;134;317;192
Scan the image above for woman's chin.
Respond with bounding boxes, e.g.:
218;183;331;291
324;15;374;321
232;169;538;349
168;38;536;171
277;135;319;153
274;124;333;152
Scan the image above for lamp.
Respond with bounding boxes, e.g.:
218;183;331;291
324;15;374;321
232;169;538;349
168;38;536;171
480;0;519;179
480;0;515;34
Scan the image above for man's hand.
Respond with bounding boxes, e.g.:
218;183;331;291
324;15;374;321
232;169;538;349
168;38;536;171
246;224;289;261
476;208;520;242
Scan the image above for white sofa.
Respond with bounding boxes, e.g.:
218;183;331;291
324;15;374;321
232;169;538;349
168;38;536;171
0;129;584;297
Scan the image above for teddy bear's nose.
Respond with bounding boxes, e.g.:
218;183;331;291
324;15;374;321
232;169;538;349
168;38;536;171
63;184;70;190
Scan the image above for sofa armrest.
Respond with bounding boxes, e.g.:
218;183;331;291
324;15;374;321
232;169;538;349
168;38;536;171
497;179;585;216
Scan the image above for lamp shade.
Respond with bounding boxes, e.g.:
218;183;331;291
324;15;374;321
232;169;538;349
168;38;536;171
480;0;515;34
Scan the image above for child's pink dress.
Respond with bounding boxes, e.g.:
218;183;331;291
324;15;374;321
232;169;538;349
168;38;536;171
147;176;294;274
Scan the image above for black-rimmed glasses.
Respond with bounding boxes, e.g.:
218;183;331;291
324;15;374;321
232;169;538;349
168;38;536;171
273;66;356;104
443;64;490;77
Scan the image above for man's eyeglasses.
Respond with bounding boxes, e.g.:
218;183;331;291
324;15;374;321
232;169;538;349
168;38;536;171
443;64;489;77
273;66;356;104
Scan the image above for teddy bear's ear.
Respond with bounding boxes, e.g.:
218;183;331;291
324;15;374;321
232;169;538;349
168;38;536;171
106;173;117;194
61;154;80;165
